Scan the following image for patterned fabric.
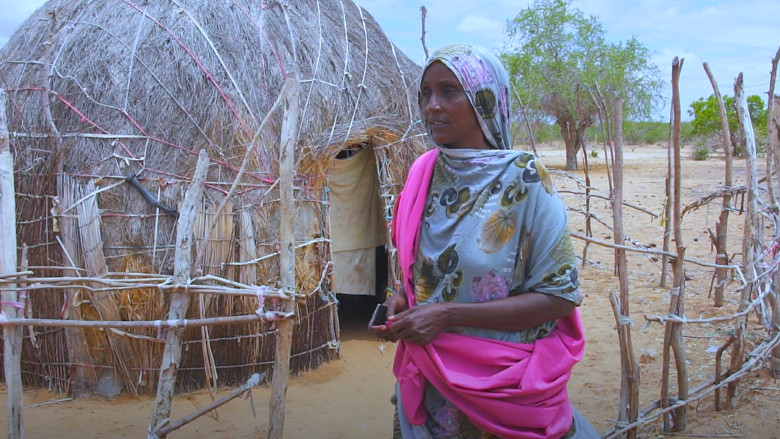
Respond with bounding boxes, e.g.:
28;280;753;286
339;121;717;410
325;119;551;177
420;44;512;151
414;148;581;342
406;148;581;438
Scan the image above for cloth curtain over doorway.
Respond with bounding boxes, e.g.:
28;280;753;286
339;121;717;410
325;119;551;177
327;146;387;295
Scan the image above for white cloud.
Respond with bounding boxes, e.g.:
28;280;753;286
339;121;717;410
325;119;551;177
456;15;504;37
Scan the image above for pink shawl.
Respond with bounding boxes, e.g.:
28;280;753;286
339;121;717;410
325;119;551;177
391;149;585;439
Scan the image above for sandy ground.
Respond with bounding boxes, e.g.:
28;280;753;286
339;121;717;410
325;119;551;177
3;144;780;438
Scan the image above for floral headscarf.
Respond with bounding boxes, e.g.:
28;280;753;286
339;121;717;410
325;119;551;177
420;44;512;150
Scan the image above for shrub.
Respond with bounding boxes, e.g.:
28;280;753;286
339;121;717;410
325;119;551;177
692;143;709;161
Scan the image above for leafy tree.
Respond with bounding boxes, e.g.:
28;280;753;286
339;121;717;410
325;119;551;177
502;0;663;170
688;94;766;155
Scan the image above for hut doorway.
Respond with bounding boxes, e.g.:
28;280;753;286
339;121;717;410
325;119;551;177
327;144;389;305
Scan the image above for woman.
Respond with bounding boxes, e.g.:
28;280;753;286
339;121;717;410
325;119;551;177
368;44;598;439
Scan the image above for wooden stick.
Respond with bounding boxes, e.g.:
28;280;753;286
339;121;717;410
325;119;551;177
610;98;640;438
767;45;780;376
671;57;689;430
148;149;209;439
578;86;593;266
0;283;293;300
419;6;429;59
727;73;763;408
570;232;745;275
0;271;34;279
153;372;266;438
646;279;777;325
703;62;734;308
661;100;675;290
588;193;659;218
41;13;63;175
595;83;615;192
588;89;613;192
510;84;538;156
0;88;24;439
25;398;74;409
268;76;300;439
645;305;757;325
661;56;688;432
0;312;292;328
714;336;735;411
557;190;660;218
19;246;35;349
767;46;780;207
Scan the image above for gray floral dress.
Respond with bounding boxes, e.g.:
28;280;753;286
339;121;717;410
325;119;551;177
395;148;581;439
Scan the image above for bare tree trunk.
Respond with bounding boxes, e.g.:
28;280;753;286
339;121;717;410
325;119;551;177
268;77;300;439
610;98;640;438
511;84;538;155
726;73;762;408
661;57;688;432
589;89;613;193
559;120;579;170
703;63;734;308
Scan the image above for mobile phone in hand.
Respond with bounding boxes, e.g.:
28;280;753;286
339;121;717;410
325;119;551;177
371;304;388;326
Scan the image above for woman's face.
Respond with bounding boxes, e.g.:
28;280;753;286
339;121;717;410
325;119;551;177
420;62;489;150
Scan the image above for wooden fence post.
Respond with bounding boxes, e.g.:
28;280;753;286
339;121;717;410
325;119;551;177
148;149;210;439
772;93;780;377
1;89;24;439
268;77;300;439
766;46;780;377
661;57;689;432
727;73;762;408
610;98;640;438
702;63;734;308
767;47;780;206
660;103;673;289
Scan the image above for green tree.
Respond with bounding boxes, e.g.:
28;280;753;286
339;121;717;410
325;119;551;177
502;0;663;170
688;94;766;155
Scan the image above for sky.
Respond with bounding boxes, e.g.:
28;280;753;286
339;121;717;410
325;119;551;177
1;0;779;120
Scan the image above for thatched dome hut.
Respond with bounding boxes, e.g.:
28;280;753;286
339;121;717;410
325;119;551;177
0;0;426;395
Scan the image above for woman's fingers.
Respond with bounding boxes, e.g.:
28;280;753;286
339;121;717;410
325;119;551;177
387;305;446;345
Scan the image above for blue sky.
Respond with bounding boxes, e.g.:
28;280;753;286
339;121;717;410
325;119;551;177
2;0;779;120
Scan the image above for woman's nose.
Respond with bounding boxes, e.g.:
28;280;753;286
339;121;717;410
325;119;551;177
425;94;441;113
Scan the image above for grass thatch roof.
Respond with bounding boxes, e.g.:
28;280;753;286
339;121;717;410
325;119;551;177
1;0;423;175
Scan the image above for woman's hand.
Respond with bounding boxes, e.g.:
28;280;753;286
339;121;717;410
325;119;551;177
387;303;451;345
367;287;409;342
